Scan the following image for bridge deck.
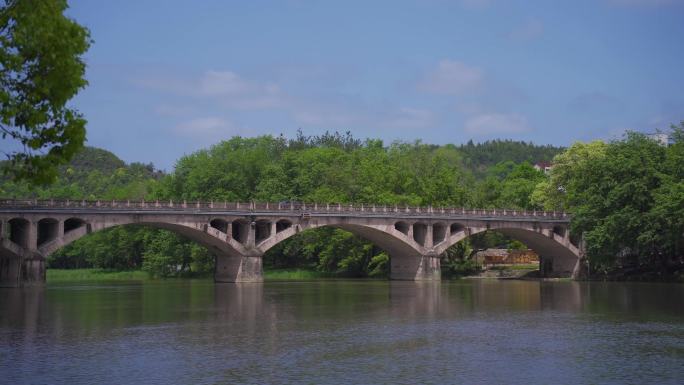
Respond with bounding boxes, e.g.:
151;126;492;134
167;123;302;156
0;199;570;222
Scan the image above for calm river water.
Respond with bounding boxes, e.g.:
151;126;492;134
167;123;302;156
1;279;683;385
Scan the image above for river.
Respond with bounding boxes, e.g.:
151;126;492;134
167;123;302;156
1;279;683;384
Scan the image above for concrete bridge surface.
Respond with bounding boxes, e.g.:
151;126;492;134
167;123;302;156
0;199;582;287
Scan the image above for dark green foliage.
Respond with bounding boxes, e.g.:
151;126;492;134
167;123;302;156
142;230;213;278
0;146;161;199
49;226;147;270
471;161;546;209
458;139;562;176
1;0;91;184
51;226;214;277
541;123;684;275
263;228;386;278
442;259;481;278
160;136;472;206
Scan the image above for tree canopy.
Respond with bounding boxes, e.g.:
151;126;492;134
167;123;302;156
0;0;90;184
533;122;684;275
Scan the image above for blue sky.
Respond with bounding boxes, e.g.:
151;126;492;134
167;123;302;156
64;0;684;170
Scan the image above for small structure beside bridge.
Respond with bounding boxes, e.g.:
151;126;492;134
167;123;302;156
0;199;582;287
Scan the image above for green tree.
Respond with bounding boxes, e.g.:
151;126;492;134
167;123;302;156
560;133;667;271
531;140;608;211
1;0;91;184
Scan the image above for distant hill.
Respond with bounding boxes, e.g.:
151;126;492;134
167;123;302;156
0;146;162;200
457;139;564;175
65;147;126;175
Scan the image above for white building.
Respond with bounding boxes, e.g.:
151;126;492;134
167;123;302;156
533;162;553;174
647;133;670;146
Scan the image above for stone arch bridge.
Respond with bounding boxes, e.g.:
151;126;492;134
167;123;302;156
0;199;581;287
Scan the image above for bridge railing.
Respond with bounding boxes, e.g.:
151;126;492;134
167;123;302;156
0;199;570;219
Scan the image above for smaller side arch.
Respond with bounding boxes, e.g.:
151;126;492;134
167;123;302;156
231;219;250;244
552;225;566;238
450;222;465;235
210;218;229;234
432;222;447;245
64;217;87;234
394;221;410;235
8;218;30;248
275;219;292;233
412;222;427;246
37;218;59;247
255;220;272;243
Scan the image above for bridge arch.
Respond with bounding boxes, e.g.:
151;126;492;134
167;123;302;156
257;221;423;258
255;220;441;281
34;216;252;261
434;223;580;277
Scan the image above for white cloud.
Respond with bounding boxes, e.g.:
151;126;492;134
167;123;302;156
175;117;238;137
508;19;544;42
153;104;195;117
459;0;492;10
464;113;532;135
199;70;285;110
419;60;484;95
293;110;358;127
568;92;622;114
384;108;434;130
137;70;286;110
293;102;436;132
454;102;485;115
199;71;252;96
607;0;680;6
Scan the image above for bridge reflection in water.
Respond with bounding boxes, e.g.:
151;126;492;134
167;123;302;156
3;280;683;345
2;280;683;384
1;199;581;287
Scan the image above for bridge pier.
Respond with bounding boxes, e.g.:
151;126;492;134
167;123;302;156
214;253;264;283
390;253;441;281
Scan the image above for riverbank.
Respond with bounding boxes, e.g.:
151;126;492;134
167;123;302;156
458;264;540;280
45;267;684;283
586;266;684;283
47;269;150;282
46;268;333;282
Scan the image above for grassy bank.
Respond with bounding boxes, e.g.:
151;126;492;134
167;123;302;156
488;263;540;271
47;268;333;282
264;269;332;280
47;269;150;282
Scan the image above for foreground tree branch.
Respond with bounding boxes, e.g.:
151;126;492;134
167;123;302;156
0;0;90;184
